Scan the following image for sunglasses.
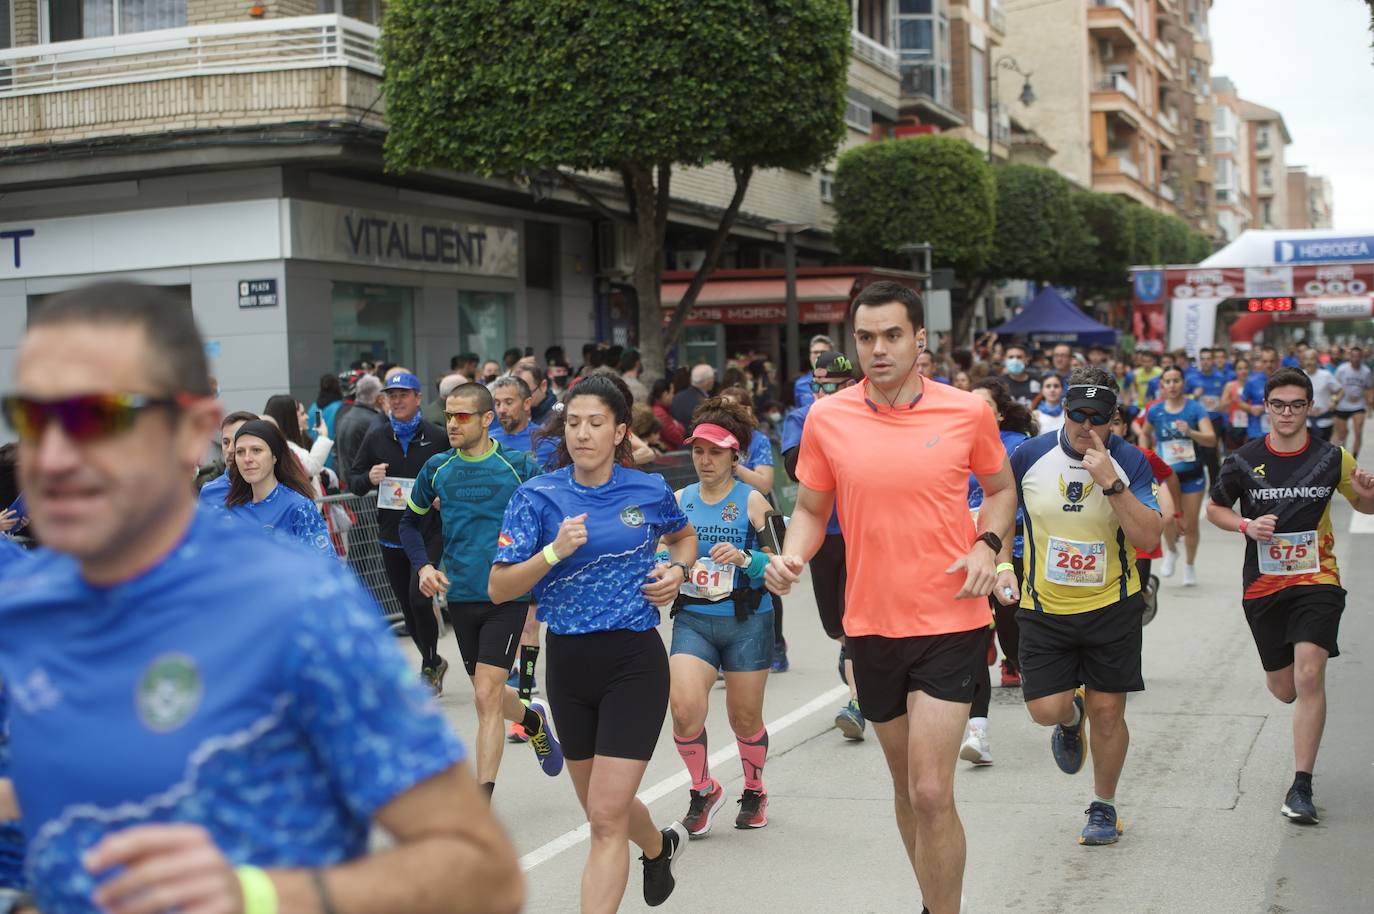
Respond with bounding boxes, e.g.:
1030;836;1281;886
1066;408;1111;426
811;380;852;395
1266;399;1309;414
444;410;483;423
1;392;191;443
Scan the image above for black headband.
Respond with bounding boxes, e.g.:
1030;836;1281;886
233;419;287;464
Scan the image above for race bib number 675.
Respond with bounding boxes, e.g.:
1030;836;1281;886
1257;530;1319;576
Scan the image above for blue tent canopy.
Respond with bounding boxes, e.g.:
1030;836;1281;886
991;288;1118;346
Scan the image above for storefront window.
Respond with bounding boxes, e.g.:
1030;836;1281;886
332;282;414;373
682;325;721;371
458;291;512;365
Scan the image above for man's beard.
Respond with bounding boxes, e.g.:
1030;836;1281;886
500;414;523;433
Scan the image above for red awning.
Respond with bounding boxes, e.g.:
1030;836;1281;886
660;275;859;326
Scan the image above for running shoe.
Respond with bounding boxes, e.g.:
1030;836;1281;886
1078;801;1123;845
681;779;726;837
1142;575;1160;626
735;789;769;829
1182;564;1198;587
835;699;866;741
526;700;564;777
959;725;993;766
771;639;789;674
999;659;1021;688
1051;687;1087;775
641;822;688;907
1161;549;1177;578
1281;783;1319;824
420;658;448;697
507;721;530;743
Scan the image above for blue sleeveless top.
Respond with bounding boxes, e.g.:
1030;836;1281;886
677;480;773;617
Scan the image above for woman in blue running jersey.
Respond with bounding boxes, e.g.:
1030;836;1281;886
490;376;698;911
224;419;334;556
667;398;775;835
1143;366;1215;585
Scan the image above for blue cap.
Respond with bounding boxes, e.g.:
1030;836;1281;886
382;371;422;392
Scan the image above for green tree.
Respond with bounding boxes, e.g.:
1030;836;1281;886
833;135;996;336
1186;230;1215;263
986;165;1093;285
1067;191;1136;301
380;0;851;378
1128;204;1162;265
1156;211;1195;264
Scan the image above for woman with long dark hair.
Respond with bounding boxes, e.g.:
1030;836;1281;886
1142;365;1215;585
224;419;333;556
264;393;333;495
961;377;1036;765
308;372;345;471
490;376;698;913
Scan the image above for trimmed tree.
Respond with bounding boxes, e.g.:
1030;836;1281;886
1128;204;1162;266
1066;191;1136;301
833;135;996;337
986;165;1094;285
380;0;851;378
1186;230;1214;264
1155;211;1195;265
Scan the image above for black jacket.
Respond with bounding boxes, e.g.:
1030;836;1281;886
347;417;448;546
334;403;381;488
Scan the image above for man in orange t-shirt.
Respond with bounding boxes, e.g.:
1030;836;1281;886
766;281;1015;914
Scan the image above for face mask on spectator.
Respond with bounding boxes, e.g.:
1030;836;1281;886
1005;358;1025;375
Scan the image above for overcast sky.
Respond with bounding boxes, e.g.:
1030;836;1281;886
1209;0;1374;232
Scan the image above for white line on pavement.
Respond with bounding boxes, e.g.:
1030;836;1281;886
1350;510;1374;534
519;683;851;871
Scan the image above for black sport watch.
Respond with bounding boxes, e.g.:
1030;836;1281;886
1102;479;1127;497
975;532;1003;555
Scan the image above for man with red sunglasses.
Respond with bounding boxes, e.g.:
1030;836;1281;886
0;282;522;914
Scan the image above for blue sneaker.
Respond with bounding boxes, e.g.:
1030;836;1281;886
770;639;789;674
1281;783;1318;824
506;668;520;689
527;700;564;777
835;699;865;741
1051;687;1087;775
1079;801;1123;845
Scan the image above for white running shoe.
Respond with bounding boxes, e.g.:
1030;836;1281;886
1161;549;1177;578
1183;565;1198;587
959;726;993;766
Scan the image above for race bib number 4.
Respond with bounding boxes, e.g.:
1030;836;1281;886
1045;537;1107;587
1162;438;1197;465
1257;530;1319;576
680;559;737;600
377;476;415;510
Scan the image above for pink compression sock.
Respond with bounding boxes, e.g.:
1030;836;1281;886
674;728;712;792
737;728;769;793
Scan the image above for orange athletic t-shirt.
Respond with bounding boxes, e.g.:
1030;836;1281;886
795;379;1006;638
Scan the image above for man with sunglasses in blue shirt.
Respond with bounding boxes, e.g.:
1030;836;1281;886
0;282;522;914
1003;367;1162;847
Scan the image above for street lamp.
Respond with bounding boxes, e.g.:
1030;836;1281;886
768;221;812;386
988;55;1035;163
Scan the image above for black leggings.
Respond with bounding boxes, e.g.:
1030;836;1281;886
381;543;440;667
810;533;847;641
990;554;1023;672
971;629;993;719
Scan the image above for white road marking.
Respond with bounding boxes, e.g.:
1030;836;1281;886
1350;510;1374;534
519;683;850;871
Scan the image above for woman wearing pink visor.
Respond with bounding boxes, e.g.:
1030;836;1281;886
669;399;777;837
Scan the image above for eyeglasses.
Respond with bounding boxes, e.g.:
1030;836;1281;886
1;392;191;443
1266;399;1309;414
1066;408;1111;426
811;380;851;395
444;411;482;423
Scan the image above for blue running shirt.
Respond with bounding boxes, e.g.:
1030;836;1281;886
197;472;229;507
0;509;464;912
741;430;774;472
490;422;559;470
780;405;840;535
494;464;689;635
222;483;334;557
406;442;542;602
1146;399;1209;475
677;480;772;617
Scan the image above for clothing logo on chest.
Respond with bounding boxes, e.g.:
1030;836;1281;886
720;502;740;523
1252;463;1267;479
8;668;62;715
136;652;204;733
619;504;646;528
1059;475;1094;513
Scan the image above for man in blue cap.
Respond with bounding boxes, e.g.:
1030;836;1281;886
349;370;453;693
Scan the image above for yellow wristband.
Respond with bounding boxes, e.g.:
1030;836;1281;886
542;544;560;566
235;866;279;914
995;562;1015;574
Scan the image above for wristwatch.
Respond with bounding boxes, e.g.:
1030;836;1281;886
669;561;692;580
737;549;753;569
975;532;1003;555
1103;479;1127;497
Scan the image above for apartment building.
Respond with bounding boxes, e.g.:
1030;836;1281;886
1285;167;1334;230
0;0;897;410
1240;99;1292;229
1211;77;1253;242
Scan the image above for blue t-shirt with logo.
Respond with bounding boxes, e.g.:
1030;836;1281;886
493;464;689;635
1240;372;1269;438
490;421;559;470
223;483;334;557
677;480;772;617
0;509;464;913
781;405;841;535
197;472;229;507
741;430;774;472
1184;368;1231;420
1146;398;1209;476
0;542;32;891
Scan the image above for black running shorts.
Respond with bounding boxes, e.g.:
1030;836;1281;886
1242;584;1344;672
449;600;527;677
1016;596;1145;701
545;628;669;761
846;627;987;722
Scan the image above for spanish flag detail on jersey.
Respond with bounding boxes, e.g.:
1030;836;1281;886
1012;430;1161;615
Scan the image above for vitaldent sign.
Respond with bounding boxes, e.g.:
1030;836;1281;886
289;201;519;278
1274;236;1374;264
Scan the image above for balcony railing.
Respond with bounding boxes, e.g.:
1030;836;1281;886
1159;109;1179;134
1154;39;1176;66
1213;136;1236;154
1104;154;1140;180
850;29;899;75
1095;73;1138;102
1160;183;1176;202
0;14;380;98
1093;0;1135;22
900;61;951;108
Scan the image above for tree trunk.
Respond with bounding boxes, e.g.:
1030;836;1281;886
627;161;670;381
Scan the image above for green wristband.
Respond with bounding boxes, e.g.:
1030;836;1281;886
236;866;279;914
542;544;560;566
995;562;1015;574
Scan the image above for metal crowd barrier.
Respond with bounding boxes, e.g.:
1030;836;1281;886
315;492;406;630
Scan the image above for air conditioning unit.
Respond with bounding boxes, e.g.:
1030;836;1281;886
1098;39;1114;62
596;220;636;277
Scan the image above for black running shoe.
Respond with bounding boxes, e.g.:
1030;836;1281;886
1281;783;1318;824
641;822;688;906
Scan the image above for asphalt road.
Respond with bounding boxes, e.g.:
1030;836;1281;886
409;471;1374;914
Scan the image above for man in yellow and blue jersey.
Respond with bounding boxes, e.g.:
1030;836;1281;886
1002;367;1163;846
